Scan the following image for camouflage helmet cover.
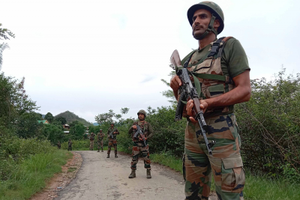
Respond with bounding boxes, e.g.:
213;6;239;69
187;1;224;34
137;109;146;117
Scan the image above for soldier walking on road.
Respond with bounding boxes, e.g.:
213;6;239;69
170;1;251;200
89;132;95;150
107;122;119;158
128;110;154;179
97;129;105;152
68;139;72;151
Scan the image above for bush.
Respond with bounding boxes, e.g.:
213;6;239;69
236;69;300;176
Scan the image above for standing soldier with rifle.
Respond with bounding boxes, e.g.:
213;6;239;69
97;129;105;152
128;110;154;179
170;1;251;200
89;132;95;151
107;122;119;158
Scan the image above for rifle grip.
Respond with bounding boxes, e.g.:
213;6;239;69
175;92;185;121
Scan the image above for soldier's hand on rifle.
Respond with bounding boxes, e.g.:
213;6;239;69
132;125;137;130
186;99;208;123
170;75;182;100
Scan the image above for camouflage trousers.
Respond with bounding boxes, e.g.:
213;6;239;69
90;140;94;150
108;139;117;155
131;142;151;170
97;140;103;151
68;146;72;151
184;114;245;200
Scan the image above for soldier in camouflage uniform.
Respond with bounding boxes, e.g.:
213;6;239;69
57;141;61;149
89;132;95;150
68;139;72;151
170;1;251;200
97;129;105;152
128;109;154;179
107;122;120;158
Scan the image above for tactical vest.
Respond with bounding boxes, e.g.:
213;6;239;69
183;37;234;117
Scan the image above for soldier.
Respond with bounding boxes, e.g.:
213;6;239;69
97;129;105;152
128;110;154;179
57;141;61;149
68;139;72;151
89;132;95;150
170;1;251;200
107;122;119;158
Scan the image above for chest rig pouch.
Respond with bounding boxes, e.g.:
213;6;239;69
183;37;234;117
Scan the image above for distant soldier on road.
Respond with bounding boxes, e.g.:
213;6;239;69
128;109;154;179
97;129;105;152
68;139;72;151
107;122;119;158
57;141;61;149
89;132;95;150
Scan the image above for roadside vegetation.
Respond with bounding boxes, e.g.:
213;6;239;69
1;24;299;199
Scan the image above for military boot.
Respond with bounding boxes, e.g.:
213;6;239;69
101;148;104;152
146;169;152;179
115;150;118;158
128;170;136;179
107;154;110;158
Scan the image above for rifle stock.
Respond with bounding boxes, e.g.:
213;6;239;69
170;49;215;155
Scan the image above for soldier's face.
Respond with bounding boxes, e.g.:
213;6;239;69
192;9;211;38
110;124;114;127
138;113;145;121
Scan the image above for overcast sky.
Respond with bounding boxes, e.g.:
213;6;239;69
1;0;299;123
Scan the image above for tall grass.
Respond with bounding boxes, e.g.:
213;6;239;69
0;150;72;200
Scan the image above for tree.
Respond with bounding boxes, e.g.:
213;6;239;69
0;74;38;128
0;23;15;71
69;121;86;140
95;107;130;124
161;71;177;104
54;116;67;125
45;112;54;123
16;112;44;139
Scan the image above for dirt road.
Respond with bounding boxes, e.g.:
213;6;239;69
54;151;185;200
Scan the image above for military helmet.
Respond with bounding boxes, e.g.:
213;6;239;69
137;109;146;117
187;1;224;34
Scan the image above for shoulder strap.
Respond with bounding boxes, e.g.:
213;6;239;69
182;50;196;68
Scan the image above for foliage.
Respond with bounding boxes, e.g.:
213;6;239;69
42;124;64;145
16;112;44;139
0;23;15;71
0;151;71;200
0;131;57;181
68;121;86;140
0;74;39;130
236;69;300;176
146;106;186;157
54;116;67;125
95;108;130;124
0;23;15;40
44;112;54;123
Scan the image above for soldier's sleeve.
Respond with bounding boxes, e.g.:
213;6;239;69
128;122;137;134
116;129;120;135
146;123;154;139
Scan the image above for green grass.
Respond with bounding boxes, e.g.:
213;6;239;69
0;150;72;200
148;152;300;200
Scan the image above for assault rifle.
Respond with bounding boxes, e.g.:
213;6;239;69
133;125;147;147
109;129;115;139
170;50;215;155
